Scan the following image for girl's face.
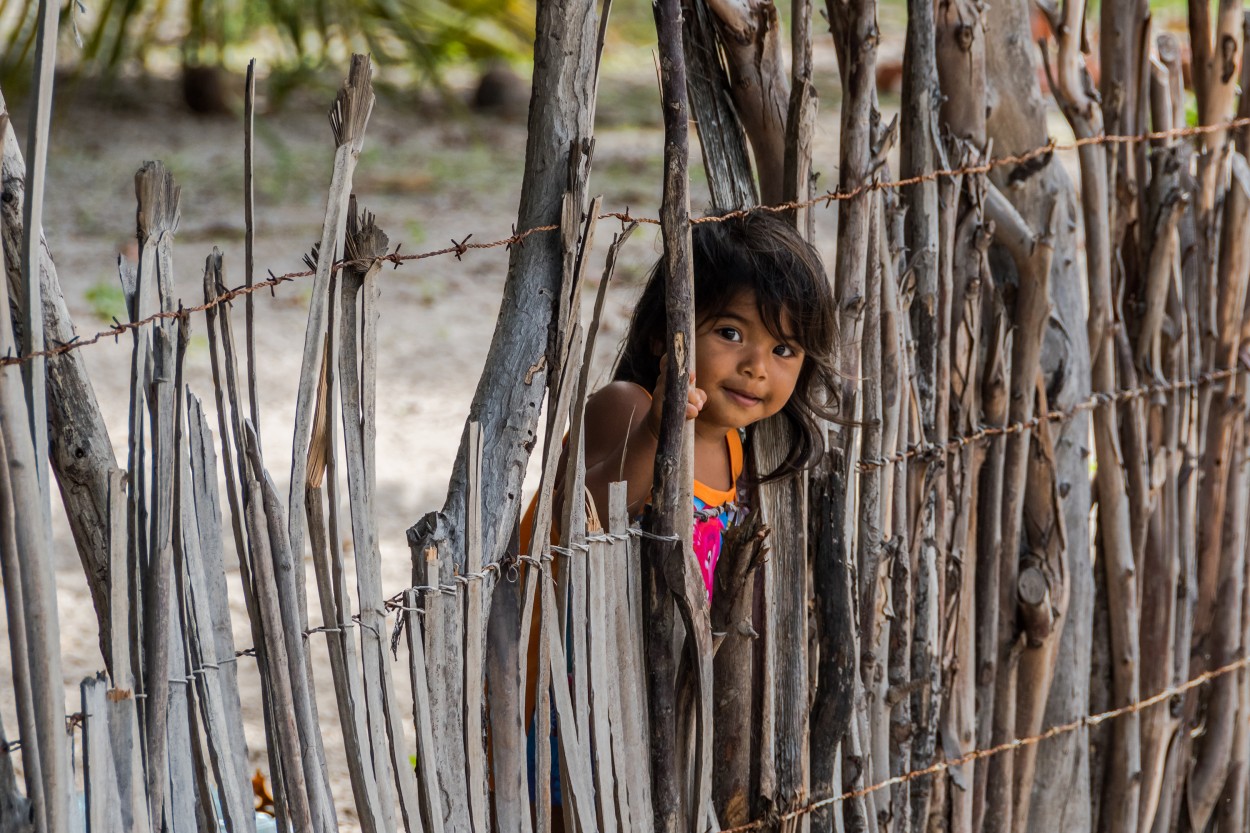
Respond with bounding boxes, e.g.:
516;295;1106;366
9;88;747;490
693;291;805;434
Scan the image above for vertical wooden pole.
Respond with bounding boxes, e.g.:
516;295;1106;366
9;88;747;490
650;4;715;832
15;3;69;830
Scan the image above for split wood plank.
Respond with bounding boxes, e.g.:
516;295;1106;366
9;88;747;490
163;313;201;833
133;161;180;829
586;533;617;833
484;554;532;833
103;465;150;832
82;675;124;833
305;482;388;833
607;483;649;831
9;10;69;827
287;54;374;599
305;247;389;833
337;206;421;831
181;395;255;832
464;423;489;833
0;310;45;833
243;472;313;831
333;231;402;832
406;588;447;833
163;573;200;833
247;431;337;832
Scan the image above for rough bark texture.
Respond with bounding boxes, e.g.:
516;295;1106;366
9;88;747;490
983;0;1093;829
1;97;121;671
410;0;601;573
704;0;790;205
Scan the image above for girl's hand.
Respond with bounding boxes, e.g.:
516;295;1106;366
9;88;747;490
647;353;705;436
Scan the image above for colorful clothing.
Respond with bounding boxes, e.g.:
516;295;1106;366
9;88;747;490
691;429;744;599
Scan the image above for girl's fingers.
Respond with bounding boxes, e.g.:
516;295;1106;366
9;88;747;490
686;387;706;420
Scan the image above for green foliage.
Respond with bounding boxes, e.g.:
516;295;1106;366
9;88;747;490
0;0;536;89
84;279;127;323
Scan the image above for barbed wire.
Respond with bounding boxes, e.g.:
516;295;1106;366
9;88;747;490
2;711;85;755
720;653;1250;832
858;367;1244;472
2;116;1248;373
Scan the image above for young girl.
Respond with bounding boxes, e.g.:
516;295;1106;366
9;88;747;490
519;210;837;818
579;209;837;592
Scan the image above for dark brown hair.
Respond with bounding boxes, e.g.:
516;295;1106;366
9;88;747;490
613;210;837;481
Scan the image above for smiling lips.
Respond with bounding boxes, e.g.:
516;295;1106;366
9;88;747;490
723;387;763;408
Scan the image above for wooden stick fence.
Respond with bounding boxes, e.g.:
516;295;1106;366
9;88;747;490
5;0;1250;829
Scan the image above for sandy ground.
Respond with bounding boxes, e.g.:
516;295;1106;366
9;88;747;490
0;52;858;827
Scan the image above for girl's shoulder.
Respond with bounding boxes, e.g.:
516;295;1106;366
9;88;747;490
591;380;651;406
585;381;651;429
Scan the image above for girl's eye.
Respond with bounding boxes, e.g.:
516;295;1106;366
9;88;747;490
717;327;742;342
774;343;797;358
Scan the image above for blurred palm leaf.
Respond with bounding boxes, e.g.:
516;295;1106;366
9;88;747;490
0;0;535;89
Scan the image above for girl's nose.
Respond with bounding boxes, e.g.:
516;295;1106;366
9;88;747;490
740;346;766;378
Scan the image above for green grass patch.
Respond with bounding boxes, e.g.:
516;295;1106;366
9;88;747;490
84;280;127;324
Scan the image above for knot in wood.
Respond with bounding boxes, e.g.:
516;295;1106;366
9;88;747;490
1220;34;1239;83
955;22;975;52
1017;564;1049;607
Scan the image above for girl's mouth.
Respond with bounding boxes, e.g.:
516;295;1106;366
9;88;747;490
724;387;762;408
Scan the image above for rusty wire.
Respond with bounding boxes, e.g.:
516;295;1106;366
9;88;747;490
719;654;1250;832
3;116;1249;373
858;368;1243;472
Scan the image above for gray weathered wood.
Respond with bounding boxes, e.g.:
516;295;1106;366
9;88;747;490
0;697;33;833
335;203;410;833
82;675;124;833
305;306;387;833
181;395;255;833
0;106;67;833
161;312;200;833
247;430;337;832
242;470;313;831
587;534;617;833
411;0;601;582
601;493;634;832
305;286;387;833
18;0;56;565
405;589;446;833
417;536;467;833
516;322;587;833
682;0;758;211
201;251;290;829
607;486;653;831
0;105;121;666
130;161;179;831
542;555;599;831
651;4;715;831
163;568;200;833
243;59;262;449
288;53;375;596
0;421;42;833
464;423;489;833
